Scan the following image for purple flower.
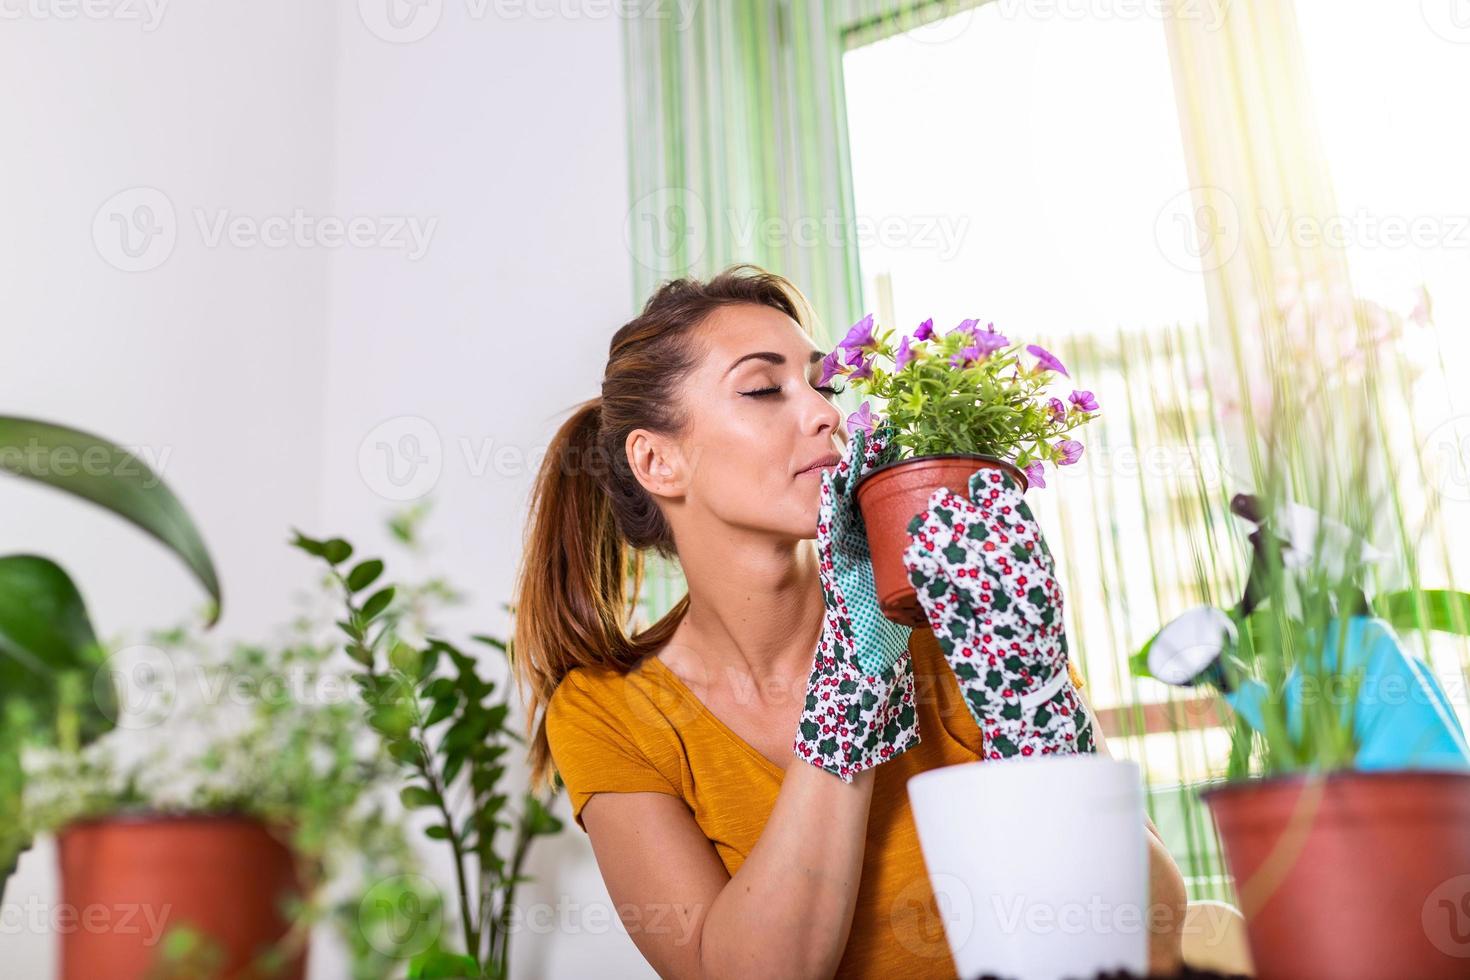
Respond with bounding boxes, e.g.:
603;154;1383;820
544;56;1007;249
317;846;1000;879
848;354;875;381
951;318;980;339
1056;439;1084;466
1027;344;1070;378
845;345;866;366
894;334;914;371
975;325;1008;355
839;313;876;352
1068;389;1099;412
1048;397;1067;422
949;345;981;368
818;349;845;386
913;318;935;341
1024;461;1047;489
847;400;875;435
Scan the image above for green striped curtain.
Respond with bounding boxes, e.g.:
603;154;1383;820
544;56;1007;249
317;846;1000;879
622;0;863;334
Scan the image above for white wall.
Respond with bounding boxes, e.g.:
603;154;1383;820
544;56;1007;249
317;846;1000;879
2;1;650;976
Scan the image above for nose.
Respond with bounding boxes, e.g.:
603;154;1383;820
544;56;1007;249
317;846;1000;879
806;387;844;441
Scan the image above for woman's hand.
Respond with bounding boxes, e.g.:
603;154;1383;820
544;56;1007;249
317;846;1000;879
792;420;921;782
901;467;1096;758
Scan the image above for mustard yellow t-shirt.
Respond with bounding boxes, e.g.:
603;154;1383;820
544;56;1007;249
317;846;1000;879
545;626;1085;979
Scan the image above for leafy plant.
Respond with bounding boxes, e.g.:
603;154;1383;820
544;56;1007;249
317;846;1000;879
0;416;220;896
819;314;1101;487
290;528;564;980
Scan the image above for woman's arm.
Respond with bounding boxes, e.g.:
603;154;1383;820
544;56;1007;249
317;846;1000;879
581;760;875;980
1080;687;1188;976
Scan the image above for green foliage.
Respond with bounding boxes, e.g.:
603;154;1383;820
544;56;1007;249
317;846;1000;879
291;528;564;980
830;321;1099;470
0;415;221;898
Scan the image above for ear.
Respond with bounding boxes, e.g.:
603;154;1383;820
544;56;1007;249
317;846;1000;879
625;428;690;499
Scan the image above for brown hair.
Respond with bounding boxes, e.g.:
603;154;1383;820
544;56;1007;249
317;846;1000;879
513;263;819;790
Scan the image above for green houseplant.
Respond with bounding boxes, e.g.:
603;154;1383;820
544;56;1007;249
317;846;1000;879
1133;285;1470;978
291;526;565;980
818;315;1101;625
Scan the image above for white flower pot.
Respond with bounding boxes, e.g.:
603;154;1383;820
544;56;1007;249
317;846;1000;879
906;755;1149;980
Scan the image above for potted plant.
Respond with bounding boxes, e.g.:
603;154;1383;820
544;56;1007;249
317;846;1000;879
0;418;319;978
22;618;418;980
1138;285;1470;978
818;315;1101;626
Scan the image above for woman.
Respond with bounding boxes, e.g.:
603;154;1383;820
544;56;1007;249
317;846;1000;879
513;265;1188;979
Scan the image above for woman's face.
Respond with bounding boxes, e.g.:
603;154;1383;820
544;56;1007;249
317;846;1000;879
638;302;848;544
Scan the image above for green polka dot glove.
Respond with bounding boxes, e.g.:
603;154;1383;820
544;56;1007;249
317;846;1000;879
901;468;1096;760
793;421;921;782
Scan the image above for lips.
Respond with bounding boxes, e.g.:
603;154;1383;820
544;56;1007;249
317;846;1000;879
797;453;841;477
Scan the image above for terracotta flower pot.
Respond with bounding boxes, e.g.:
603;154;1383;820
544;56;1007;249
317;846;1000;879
1201;769;1470;980
57;812;308;980
853;453;1028;627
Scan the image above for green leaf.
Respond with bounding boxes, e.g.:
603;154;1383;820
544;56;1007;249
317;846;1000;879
346;559;384;593
0;416;222;623
400;785;438;809
361;587;395;622
1375;590;1470;636
389;641;422;677
424;824;452;841
321;539;353;565
408;950;481;980
0;556;116;746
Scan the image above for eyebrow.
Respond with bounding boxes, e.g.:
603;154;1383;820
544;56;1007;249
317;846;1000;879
725;349;826;375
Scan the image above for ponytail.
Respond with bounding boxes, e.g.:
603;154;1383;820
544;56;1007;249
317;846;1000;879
514;264;818;791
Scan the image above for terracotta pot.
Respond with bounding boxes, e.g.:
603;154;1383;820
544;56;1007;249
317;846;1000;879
57;812;308;980
853;453;1027;627
1201;769;1470;980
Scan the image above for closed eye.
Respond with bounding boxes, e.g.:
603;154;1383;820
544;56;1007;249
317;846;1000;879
739;383;845;398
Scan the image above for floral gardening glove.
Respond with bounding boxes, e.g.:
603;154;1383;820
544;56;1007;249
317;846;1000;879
793;420;921;782
901;468;1096;760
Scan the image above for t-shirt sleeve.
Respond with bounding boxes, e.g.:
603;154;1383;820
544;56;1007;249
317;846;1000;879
545;669;682;833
